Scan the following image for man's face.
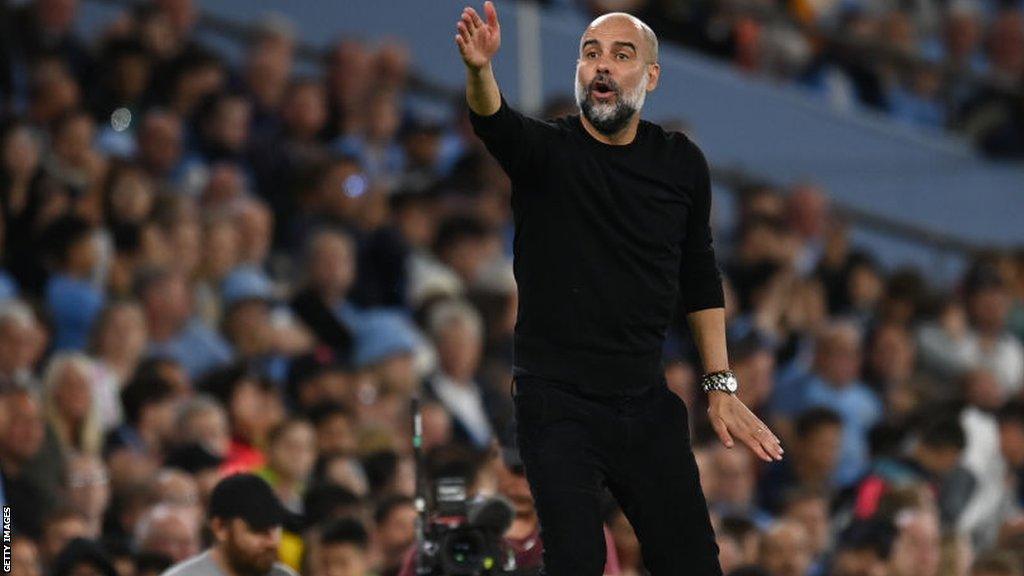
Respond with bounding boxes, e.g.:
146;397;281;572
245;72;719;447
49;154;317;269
437;321;482;380
817;331;862;387
786;498;831;555
919;445;963;476
889;512;941;576
710;446;754;506
140;115;182;174
377;504;416;557
760;523;812;576
10;538;42;576
184;408;231;456
146;395;183;445
799;424;842;477
0;392;45;464
969;287;1011;333
144;514;200;563
53;364;93;423
269;422;317;482
735;351;774;409
217;518;282;576
575;15;658;135
0;318;42;374
319;542;368;576
310;233;356;298
42;517;89;564
67;455;110;520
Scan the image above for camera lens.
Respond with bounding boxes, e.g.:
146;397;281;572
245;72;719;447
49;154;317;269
450;536;479;562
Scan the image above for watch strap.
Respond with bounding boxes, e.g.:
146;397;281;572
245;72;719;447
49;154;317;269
700;369;737;394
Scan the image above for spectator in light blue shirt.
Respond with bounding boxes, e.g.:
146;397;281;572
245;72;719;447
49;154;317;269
137;267;232;380
788;321;883;488
43;215;106;351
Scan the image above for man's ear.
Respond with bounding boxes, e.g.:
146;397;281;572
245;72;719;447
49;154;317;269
646;62;661;92
209;517;228;543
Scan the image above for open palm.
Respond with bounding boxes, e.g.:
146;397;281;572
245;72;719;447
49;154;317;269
455;1;501;70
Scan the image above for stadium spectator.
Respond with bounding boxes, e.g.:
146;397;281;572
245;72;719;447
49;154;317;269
132;503;201;563
0;387;58;537
313;517;373;576
173;393;231;457
160;473;298;576
87;301;148;431
43;353;103;456
423;299;496;449
105;360;183;459
51;537;119;576
43;214;105;352
759;407;843;514
137;266;232;379
65;452;110;537
705;442;773;527
853;417;973;528
39;507;91;571
888;507;943;576
257;417;317;513
758;520;813;576
370;495;417;576
776;321;883;487
198;363;280;473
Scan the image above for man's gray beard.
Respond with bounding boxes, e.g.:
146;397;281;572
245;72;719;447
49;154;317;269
575;75;647;136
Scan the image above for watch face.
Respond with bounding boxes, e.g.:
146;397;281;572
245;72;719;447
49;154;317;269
725;377;738;392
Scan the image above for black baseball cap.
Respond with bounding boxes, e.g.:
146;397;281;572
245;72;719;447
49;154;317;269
208;473;295;531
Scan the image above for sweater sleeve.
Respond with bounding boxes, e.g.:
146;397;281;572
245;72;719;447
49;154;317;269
678;143;725;313
467;92;546;181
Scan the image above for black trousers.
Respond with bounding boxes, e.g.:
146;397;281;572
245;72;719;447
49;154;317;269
511;372;723;576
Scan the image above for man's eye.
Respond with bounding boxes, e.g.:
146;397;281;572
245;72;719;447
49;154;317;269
586;52;597;59
617;53;630;60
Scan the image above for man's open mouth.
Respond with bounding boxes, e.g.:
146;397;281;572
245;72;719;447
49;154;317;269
591;79;617;100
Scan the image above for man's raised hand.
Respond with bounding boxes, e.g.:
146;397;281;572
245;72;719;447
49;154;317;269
455;1;501;71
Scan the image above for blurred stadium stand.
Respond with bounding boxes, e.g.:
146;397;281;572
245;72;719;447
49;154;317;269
78;0;1024;281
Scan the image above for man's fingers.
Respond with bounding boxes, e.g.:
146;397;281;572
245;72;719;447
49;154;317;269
457;21;471;41
466;7;485;29
741;433;772;462
758;436;783;461
750;424;784;460
711;417;733;448
484;1;499;28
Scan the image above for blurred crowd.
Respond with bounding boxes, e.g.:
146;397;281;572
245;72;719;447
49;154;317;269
562;0;1024;158
0;1;1023;576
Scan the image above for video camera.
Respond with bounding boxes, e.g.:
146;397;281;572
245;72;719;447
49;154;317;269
410;395;518;576
414;477;517;576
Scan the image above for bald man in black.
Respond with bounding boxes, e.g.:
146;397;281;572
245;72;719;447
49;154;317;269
454;3;784;574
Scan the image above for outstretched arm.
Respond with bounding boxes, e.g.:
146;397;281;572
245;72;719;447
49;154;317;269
455;2;502;116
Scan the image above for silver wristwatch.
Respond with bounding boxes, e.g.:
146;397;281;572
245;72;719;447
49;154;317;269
700;370;738;394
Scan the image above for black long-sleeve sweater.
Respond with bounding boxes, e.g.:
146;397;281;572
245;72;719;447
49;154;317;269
470;95;724;396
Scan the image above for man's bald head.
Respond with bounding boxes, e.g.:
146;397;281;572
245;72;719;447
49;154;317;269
583;12;658;64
